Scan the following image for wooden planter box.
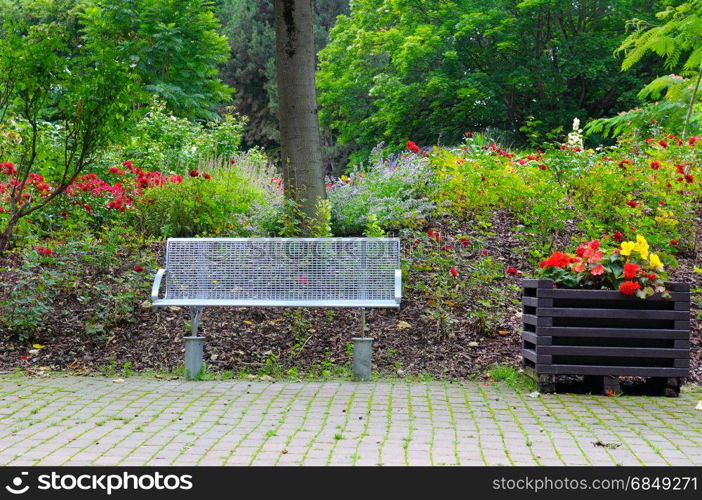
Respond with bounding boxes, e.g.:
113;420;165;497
522;279;690;396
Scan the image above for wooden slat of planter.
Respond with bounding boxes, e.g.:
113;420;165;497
674;359;690;368
539;345;688;358
536;327;689;339
522;296;554;307
539;365;688;377
674;339;690;348
523;279;553;289
522;331;537;345
674;301;691;311
531;279;689;293
537;289;690;302
522;331;552;345
522;348;551;364
522;348;536;363
675;320;690;330
667;282;690;292
523;314;552;327
537;308;688;320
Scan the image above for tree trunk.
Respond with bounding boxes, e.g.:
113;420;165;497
274;0;326;229
0;211;21;253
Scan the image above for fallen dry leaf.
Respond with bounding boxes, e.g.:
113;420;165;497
593;440;621;449
497;330;510;336
397;320;412;330
112;378;125;383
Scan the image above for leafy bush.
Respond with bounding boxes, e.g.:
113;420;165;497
586;75;701;139
327;146;438;235
135;163;266;238
121;101;246;173
428;133;702;264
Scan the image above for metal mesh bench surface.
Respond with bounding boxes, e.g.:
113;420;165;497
152;237;402;308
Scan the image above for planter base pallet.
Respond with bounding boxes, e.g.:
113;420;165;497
522;279;690;397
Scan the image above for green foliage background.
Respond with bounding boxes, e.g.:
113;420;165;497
316;0;672;161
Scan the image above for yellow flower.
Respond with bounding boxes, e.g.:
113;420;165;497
633;234;649;260
649;253;663;270
620;241;635;256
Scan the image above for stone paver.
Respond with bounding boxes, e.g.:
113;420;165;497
0;375;701;466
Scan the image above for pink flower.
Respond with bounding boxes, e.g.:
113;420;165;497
506;267;518;276
590;264;605;276
626;200;638;208
36;246;53;256
449;267;458;277
134;265;144;272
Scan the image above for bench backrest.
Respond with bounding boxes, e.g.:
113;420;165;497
164;238;401;308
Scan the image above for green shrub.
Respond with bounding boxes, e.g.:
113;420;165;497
122;101;246;174
134;163;266;238
328;147;438;235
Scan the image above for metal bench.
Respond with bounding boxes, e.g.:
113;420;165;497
151;237;402;379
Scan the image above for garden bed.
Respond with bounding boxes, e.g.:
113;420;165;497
2;211;701;385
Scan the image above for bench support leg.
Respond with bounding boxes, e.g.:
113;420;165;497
184;307;205;380
352;309;373;381
352;337;373;382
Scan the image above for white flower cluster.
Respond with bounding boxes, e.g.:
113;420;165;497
567;117;583;150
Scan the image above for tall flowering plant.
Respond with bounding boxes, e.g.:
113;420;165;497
538;235;670;299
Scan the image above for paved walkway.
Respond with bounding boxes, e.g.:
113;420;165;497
0;375;701;466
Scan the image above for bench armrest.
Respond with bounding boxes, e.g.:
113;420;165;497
151;269;166;302
394;269;402;304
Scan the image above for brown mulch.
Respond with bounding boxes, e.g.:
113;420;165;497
0;210;700;384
